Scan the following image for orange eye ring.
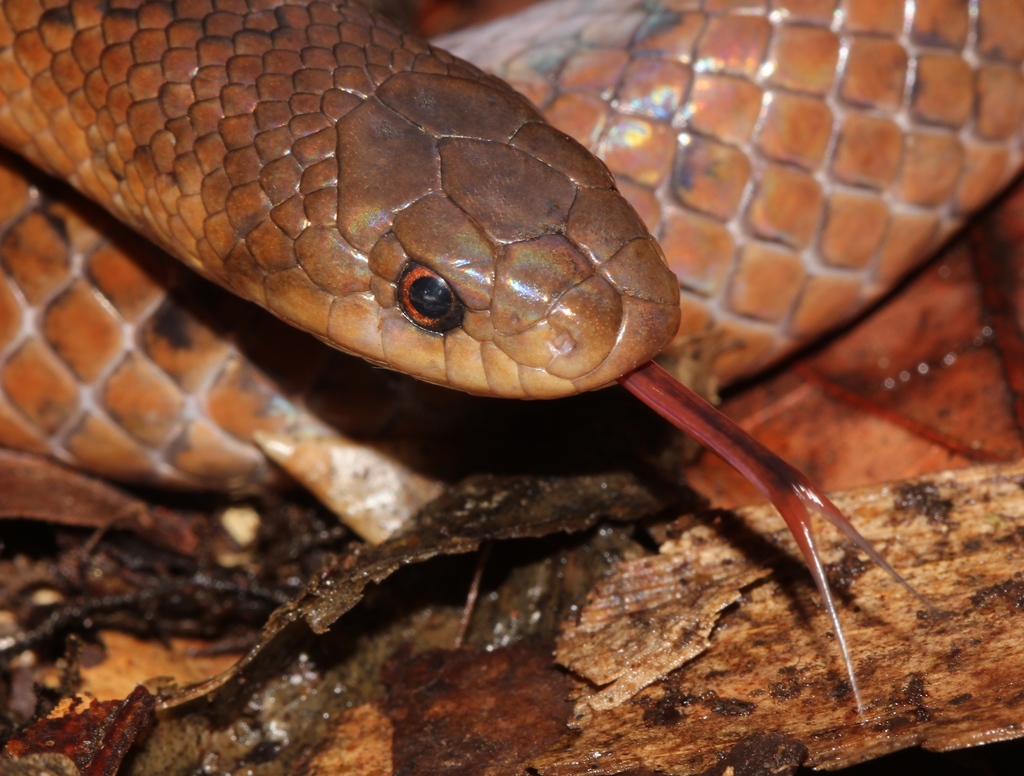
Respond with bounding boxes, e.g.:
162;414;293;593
397;263;464;333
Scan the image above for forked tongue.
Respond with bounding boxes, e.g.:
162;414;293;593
618;360;931;710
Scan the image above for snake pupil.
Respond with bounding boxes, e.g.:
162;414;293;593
397;264;463;333
409;275;453;319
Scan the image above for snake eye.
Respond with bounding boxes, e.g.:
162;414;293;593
397;264;464;333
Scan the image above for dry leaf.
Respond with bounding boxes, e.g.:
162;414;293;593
76;632;242;702
0;451;198;555
382;644;572;775
2;686;153;776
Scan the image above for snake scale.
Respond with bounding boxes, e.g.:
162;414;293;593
0;0;1021;492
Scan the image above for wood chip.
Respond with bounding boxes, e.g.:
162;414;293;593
557;550;768;714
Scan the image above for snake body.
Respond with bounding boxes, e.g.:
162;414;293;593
0;0;1021;489
441;0;1024;380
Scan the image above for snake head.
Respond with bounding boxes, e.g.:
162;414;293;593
82;7;681;401
323;69;680;399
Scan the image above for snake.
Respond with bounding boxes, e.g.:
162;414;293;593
0;0;1021;704
0;0;1019;489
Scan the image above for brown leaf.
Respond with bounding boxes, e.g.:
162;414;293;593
295;704;394;775
77;631;243;702
3;686;154;775
0;451;198;555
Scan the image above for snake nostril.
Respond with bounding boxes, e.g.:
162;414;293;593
550;331;576;358
544;276;623;379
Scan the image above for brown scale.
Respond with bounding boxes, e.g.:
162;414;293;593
0;150;632;490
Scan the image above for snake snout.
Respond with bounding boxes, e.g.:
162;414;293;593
488;205;680;397
492;273;621;375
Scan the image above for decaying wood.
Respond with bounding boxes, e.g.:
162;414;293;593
535;461;1024;774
